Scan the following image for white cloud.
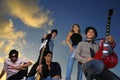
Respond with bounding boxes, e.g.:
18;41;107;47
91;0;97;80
4;0;54;28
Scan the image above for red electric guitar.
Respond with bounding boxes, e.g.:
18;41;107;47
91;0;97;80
94;9;118;69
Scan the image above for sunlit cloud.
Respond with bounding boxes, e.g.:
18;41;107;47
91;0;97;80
0;57;6;63
3;0;54;28
0;18;26;54
0;41;4;49
0;0;54;55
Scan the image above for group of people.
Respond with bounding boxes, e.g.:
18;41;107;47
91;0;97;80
0;24;120;80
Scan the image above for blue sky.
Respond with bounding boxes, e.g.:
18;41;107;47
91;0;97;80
0;0;120;80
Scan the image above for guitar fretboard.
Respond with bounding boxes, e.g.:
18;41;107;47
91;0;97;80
106;9;114;36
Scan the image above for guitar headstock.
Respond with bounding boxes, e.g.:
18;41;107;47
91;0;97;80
108;9;114;16
106;9;114;36
39;40;48;50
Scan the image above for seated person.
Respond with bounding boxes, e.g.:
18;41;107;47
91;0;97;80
27;29;58;78
0;49;32;80
36;51;61;80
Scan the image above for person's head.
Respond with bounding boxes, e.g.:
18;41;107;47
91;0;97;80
44;51;53;63
9;49;19;63
85;26;98;40
51;29;58;39
71;24;81;33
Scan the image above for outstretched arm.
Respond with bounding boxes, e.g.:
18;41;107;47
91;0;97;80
0;70;6;79
9;61;32;70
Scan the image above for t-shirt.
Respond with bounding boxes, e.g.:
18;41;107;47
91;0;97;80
41;62;61;79
70;33;82;46
3;58;29;79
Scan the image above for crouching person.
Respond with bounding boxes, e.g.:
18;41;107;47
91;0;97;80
0;49;32;80
36;51;61;80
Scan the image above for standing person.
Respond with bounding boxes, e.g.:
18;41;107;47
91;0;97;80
27;29;58;79
66;24;82;80
75;26;120;80
0;49;32;80
36;51;61;80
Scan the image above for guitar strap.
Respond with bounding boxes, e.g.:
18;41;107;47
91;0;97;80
85;40;96;58
90;47;95;58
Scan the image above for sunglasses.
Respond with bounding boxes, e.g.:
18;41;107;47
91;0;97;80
10;55;18;58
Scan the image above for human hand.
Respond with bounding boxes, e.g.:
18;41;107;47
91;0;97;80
36;64;42;73
43;34;47;39
106;35;114;43
86;57;93;62
12;66;21;70
70;47;74;52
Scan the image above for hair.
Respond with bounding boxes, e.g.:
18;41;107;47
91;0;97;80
9;49;19;58
44;50;53;57
71;24;81;33
85;26;98;38
51;29;58;35
45;29;58;40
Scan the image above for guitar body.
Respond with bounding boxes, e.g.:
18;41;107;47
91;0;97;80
94;39;118;68
94;9;118;69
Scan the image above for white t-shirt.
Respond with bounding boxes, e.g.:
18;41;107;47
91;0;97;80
3;58;29;79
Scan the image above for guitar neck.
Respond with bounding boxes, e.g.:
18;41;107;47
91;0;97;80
106;9;114;36
39;47;45;65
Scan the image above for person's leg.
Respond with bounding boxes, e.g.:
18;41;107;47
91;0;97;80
52;78;60;80
83;62;92;80
83;60;104;80
26;76;36;80
7;75;18;80
17;67;28;79
7;67;28;80
41;76;52;80
65;50;75;80
27;61;39;77
42;76;60;80
95;69;120;80
77;62;82;80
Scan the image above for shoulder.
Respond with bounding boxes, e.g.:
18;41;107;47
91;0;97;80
78;41;86;45
4;58;10;63
17;58;29;62
52;62;60;66
68;32;73;36
66;32;73;40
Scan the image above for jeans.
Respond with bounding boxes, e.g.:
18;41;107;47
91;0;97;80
77;62;83;80
66;46;82;80
26;76;35;80
83;60;104;80
26;76;60;80
42;76;60;80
